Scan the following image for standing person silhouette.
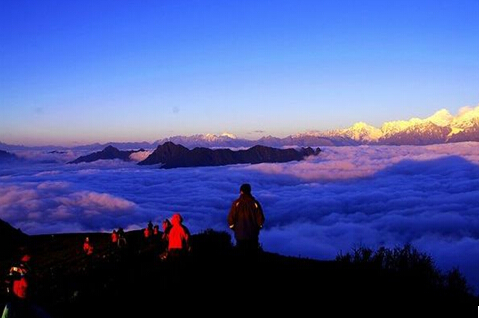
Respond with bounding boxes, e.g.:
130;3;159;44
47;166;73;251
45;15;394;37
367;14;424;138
117;227;127;248
228;183;265;256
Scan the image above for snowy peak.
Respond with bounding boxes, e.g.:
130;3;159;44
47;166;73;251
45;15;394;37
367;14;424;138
426;109;453;127
380;117;423;137
203;133;237;141
219;132;237;139
339;122;382;142
453;106;479;128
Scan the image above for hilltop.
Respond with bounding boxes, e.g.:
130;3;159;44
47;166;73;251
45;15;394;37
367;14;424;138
0;220;477;317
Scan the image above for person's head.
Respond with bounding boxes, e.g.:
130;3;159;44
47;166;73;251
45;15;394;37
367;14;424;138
171;213;183;226
20;254;31;263
85;237;89;242
240;183;252;195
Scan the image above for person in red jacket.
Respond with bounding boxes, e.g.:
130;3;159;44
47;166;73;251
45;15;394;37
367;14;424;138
143;226;152;239
83;237;94;255
228;183;265;255
111;230;118;245
2;255;51;317
167;213;190;259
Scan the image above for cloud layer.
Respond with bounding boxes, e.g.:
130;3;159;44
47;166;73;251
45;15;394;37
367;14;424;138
1;142;479;291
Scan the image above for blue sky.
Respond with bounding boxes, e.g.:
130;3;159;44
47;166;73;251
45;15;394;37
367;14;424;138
1;0;479;146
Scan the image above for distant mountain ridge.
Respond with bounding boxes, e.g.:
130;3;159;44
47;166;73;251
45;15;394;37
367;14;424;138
138;142;321;168
68;145;145;164
152;106;479;147
0;149;18;161
69;143;321;167
2;105;479;150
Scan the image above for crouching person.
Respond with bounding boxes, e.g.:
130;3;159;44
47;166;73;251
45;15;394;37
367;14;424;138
2;261;51;318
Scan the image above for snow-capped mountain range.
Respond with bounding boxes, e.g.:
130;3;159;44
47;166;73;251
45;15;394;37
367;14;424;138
156;105;479;148
320;105;479;145
1;105;478;151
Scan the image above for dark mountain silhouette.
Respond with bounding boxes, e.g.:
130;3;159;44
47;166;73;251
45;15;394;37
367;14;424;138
48;150;67;154
68;145;145;164
0;150;18;162
0;219;28;260
138;142;321;168
0;220;476;317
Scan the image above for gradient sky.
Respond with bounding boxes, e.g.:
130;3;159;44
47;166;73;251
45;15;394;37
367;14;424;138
1;0;479;146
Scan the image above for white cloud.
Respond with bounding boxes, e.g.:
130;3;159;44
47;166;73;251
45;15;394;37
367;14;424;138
56;191;136;211
1;142;479;291
37;181;70;190
129;150;152;162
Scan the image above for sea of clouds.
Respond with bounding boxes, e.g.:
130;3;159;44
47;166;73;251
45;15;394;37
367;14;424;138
1;142;479;292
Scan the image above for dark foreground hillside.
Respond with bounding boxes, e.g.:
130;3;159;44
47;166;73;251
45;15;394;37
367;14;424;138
1;229;477;317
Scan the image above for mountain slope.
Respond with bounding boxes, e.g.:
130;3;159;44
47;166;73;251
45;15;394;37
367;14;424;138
0;225;476;317
0;218;28;260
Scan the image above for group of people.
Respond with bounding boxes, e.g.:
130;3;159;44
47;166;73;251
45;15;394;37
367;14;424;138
111;227;127;248
2;183;265;317
155;183;265;259
80;183;265;260
85;183;265;259
144;213;191;260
